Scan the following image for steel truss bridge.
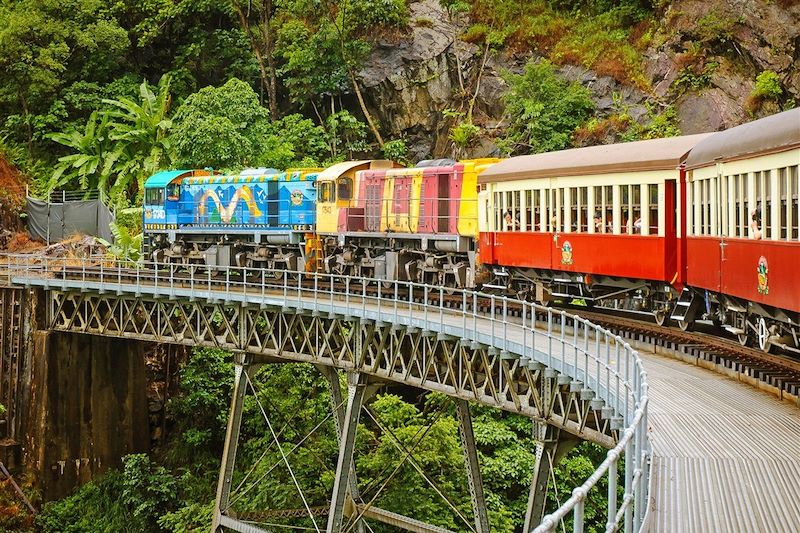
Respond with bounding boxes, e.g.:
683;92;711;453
3;255;650;533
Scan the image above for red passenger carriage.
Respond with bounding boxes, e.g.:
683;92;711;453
679;109;800;352
477;134;711;325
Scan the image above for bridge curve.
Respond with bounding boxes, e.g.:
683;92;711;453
2;254;650;533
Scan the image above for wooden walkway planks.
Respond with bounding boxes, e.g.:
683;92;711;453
642;351;800;532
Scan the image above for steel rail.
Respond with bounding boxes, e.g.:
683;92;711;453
0;252;651;533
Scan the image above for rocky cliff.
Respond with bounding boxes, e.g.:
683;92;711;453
358;0;799;158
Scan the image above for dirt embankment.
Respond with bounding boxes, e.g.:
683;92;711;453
0;156;26;235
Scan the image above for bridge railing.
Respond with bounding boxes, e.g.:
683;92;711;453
0;252;650;532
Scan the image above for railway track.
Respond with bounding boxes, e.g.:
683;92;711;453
17;262;800;405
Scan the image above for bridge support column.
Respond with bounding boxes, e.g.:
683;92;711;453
320;366;365;533
523;422;579;532
212;355;259;532
327;371;370;532
455;399;490;533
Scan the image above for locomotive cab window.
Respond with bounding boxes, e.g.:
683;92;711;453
145;188;164;205
166;184;180;201
318;181;334;203
336;177;353;201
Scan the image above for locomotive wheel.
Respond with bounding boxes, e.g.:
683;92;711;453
737;332;749;347
756;317;772;353
654;310;666;327
677;319;692;332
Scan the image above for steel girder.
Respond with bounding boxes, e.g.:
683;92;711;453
46;290;616;447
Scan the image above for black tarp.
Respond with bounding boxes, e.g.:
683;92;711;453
26;197;115;243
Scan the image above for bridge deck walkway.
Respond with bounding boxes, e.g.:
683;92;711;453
643;350;800;532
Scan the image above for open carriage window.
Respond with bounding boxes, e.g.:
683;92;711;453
648;184;658;235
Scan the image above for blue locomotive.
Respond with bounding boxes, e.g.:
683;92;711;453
143;167;319;271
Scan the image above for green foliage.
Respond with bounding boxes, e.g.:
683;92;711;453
121;454;178;529
98;220;143;264
500;59;595;155
172;78;269;169
258;114;329;170
325;110;369;160
37;455;177;533
346;0;410;28
382;138;411;165
48;76;173;206
443;108;481;158
468;0;653;87
166;348;234;461
0;0;129;133
751;70;783;100
674;61;718;93
695;12;736;44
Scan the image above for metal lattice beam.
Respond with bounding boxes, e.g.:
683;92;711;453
45;291;618;447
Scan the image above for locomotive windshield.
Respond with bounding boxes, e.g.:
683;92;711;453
145;188;164;205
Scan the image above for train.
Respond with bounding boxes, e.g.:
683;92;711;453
142;108;800;353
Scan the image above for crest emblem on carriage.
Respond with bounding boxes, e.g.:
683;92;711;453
290;189;304;206
561;241;574;265
757;256;769;295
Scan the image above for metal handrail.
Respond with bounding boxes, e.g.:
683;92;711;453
0;253;650;533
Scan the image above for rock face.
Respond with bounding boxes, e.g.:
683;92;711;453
645;0;800;132
359;0;473;159
359;0;799;156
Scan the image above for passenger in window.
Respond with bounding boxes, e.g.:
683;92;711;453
504;210;518;231
622;210;630;234
594;212;603;233
750;209;763;240
633;216;642;234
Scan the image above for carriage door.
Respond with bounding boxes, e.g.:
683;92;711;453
437;171;449;233
393;176;411;232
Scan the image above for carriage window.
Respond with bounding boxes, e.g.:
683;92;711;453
780;168;788;240
619;184;641;234
511;190;521;230
145;188;164;205
558;188;565;232
318;181;334;202
525;190;532;231
735;174;745;237
593;186;603;233
764;170;772;239
648;184;658;235
569;187;578;232
493;191;501;231
578;187;588;232
791;165;799;240
336;177;353;201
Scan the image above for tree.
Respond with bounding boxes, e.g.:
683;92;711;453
102;76;174;203
48;75;173;206
229;0;280;117
171;78;270;169
501;60;595;155
0;0;129;152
